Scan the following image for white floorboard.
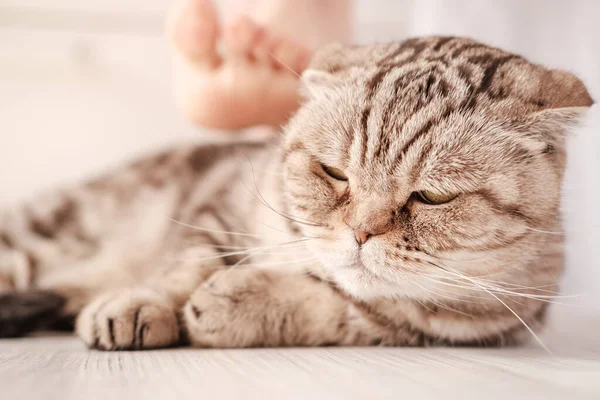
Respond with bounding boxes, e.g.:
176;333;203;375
1;310;599;400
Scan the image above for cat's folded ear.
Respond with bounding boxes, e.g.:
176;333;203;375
524;69;593;151
300;70;342;101
539;69;593;109
300;42;364;101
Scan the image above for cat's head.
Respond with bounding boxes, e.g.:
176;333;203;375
282;37;592;306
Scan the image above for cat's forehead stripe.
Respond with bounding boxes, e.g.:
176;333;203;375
358;106;371;166
346;37;538;181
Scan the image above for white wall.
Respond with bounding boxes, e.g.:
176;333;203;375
1;0;598;308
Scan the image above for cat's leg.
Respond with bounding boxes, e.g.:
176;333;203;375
75;287;180;350
74;263;223;350
74;207;244;350
1;183;179;299
182;268;398;348
0;191;129;328
1;157;183;284
0;150;190;337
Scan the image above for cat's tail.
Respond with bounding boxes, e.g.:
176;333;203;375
0;290;74;338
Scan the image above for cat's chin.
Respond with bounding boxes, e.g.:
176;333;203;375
326;263;423;301
308;237;432;300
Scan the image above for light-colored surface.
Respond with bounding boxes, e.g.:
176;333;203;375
1;310;600;400
1;1;599;398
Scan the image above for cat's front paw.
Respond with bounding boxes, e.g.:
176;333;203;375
76;288;179;350
183;268;277;348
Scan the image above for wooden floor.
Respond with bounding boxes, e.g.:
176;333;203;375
1;309;599;400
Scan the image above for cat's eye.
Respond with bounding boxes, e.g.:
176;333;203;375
321;164;348;181
416;190;458;205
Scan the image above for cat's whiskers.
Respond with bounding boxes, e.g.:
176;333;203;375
523;226;564;235
248;215;320;239
201;252;256;286
421;264;584;301
411;298;437;314
408;274;489;303
390;263;479;305
181;242;262;251
411;275;491;302
267;50;301;78
391;282;469;315
184;242;308;252
169;218;263;238
184;248;310;258
184;237;314;251
427;298;475;318
207;255;317;287
430;263;553;354
240;179;323;228
169;238;312;263
231;253;254;267
450;272;562;292
418;273;584;308
419;250;565;290
447;274;562;293
228;256;318;268
415;231;564;267
242;157;325;228
405;279;481;312
416;247;493;263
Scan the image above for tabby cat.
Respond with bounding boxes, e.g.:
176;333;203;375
0;36;592;350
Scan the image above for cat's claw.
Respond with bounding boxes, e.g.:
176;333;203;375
76;288;180;350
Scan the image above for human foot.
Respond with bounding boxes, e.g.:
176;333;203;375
167;0;314;130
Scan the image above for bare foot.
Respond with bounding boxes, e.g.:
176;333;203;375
167;0;314;130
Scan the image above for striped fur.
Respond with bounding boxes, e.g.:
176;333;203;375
0;36;593;349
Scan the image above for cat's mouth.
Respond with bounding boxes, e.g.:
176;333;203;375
342;260;364;270
343;252;368;271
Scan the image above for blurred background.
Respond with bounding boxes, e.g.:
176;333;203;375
0;0;598;313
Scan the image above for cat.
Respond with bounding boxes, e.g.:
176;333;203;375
0;36;593;350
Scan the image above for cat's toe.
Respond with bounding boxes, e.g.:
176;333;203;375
182;284;232;347
183;269;271;348
76;289;179;351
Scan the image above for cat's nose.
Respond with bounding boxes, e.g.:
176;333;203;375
354;230;372;246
